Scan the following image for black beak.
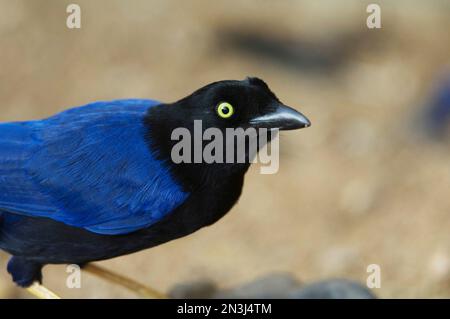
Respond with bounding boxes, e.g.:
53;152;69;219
249;104;311;130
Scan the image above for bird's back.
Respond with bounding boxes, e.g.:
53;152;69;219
0;99;189;235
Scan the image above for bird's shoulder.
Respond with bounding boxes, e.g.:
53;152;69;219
44;98;160;124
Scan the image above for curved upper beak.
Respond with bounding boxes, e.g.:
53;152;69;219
249;104;311;130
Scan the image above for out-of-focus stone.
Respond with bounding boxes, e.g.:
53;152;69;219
288;279;376;299
168;274;376;299
169;280;218;299
214;273;302;299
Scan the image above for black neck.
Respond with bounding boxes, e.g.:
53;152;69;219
143;105;250;193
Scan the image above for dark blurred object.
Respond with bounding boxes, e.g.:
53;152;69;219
288;279;376;299
422;72;450;140
169;273;376;299
170;280;218;299
214;273;301;299
218;28;380;74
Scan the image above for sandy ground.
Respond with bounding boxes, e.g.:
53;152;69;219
1;0;450;298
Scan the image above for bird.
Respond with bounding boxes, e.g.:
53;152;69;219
0;77;310;297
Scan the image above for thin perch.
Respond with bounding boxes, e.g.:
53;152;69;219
26;282;61;299
83;263;167;299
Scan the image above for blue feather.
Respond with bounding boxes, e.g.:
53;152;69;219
0;99;189;235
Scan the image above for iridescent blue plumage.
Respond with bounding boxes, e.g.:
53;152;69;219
0;99;189;235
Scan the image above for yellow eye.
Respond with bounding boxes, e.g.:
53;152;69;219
217;102;234;119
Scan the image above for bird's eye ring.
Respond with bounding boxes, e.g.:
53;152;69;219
217;102;234;119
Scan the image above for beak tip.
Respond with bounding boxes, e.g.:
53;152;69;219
278;104;311;130
292;113;311;130
249;104;311;131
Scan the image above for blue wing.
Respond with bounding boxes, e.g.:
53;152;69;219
0;99;189;235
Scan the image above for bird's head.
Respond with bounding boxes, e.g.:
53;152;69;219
161;77;310;131
145;77;310;189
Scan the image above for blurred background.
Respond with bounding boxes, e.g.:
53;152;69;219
1;0;450;298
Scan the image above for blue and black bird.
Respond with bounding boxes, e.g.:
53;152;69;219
0;77;310;288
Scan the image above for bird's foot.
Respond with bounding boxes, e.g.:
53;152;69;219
7;256;43;288
7;256;59;299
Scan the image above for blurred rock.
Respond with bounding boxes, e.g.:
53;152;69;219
169;280;218;299
214;273;302;299
288;279;376;299
169;273;376;299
